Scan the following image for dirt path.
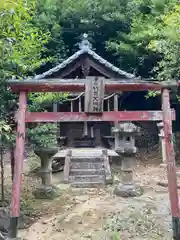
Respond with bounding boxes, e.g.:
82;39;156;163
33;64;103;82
19;164;176;240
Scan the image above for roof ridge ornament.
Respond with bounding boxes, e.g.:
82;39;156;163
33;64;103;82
79;33;92;50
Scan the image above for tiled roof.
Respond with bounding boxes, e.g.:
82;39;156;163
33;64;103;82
34;34;136;80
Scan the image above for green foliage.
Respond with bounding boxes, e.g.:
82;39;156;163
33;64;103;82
145;90;161;99
27;91;67;149
27;123;58;148
0;0;60;151
0;120;12;202
0;0;54;145
34;0;67;65
149;3;180;80
28;92;69;112
0;0;51;78
107;0;179;79
0;120;14;150
0;0;179;148
27;152;41;174
35;0;135;72
104;215;121;239
0;120;11;142
1;0;179;82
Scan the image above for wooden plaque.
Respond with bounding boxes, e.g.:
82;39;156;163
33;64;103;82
85;77;105;113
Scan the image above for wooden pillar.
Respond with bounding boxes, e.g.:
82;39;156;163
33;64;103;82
9;91;27;238
53;103;59;138
114;94;118;131
157;122;167;167
162;88;180;240
79;97;82;112
53;102;58;112
107;99;110;111
84;122;88;136
64;149;72;183
114;94;118;111
70;101;73;112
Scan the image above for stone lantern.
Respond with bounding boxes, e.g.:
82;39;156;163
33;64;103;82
112;122;142;197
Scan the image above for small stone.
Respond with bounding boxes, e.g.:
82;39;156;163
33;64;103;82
64;218;69;223
78;219;83;224
84;233;92;238
114;184;143;198
56;228;64;232
42;220;48;224
33;185;59;199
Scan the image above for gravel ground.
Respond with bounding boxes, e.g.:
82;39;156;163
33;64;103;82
18;163;177;240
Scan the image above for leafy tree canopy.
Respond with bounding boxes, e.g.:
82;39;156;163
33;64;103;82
0;0;179;124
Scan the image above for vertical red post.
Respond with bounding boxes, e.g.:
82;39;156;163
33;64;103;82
9;91;27;238
162;88;180;239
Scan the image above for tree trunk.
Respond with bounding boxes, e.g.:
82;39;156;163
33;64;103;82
0;146;4;202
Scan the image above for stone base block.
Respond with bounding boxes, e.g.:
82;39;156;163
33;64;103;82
33;185;59;199
114;184;143;197
159;163;167;168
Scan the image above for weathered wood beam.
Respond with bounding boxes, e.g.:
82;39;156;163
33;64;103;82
10;82;84;93
87;58;118;78
9;92;27;238
162;89;180;239
59;61;82;78
23;110;175;122
8;79;179;93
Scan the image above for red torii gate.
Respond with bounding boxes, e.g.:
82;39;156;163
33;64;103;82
8;79;180;239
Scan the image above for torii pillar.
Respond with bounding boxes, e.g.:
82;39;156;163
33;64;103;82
162;88;180;240
8;92;27;239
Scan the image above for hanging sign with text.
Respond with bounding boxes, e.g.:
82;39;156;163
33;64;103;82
85;77;105;113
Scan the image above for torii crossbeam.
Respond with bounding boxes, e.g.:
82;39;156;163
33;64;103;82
8;78;180;239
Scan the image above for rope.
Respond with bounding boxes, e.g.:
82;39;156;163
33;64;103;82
65;92;84;102
104;93;115;100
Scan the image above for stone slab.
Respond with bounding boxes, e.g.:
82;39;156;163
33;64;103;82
69;175;105;182
71;162;103;170
53;148;119;158
70;169;104;175
71;182;105;188
71;157;103;162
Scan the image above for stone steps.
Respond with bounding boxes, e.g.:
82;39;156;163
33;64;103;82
71;182;105;188
69;154;106;187
71;162;103;170
69;174;105;183
70;169;105;175
70;157;103;162
63;149;112;188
